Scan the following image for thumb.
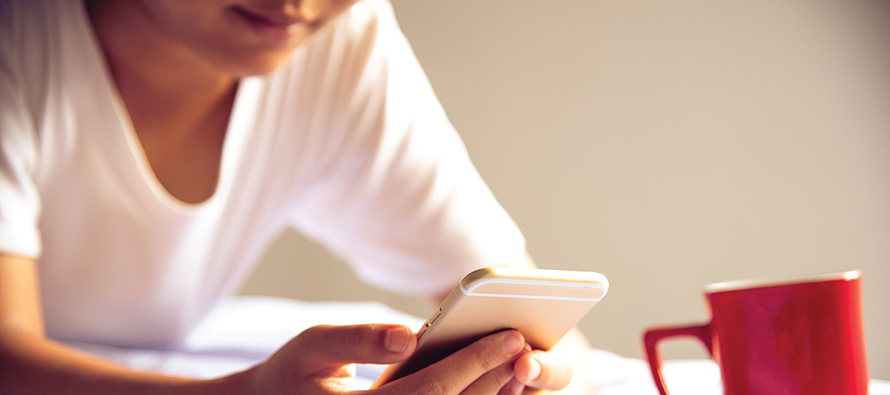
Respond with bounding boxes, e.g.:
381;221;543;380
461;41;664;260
513;350;573;391
289;324;417;370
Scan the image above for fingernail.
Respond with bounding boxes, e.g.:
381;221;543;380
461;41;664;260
503;333;523;354
526;357;542;382
385;327;410;353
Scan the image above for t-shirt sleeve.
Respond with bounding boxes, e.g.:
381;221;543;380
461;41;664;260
0;2;43;258
286;0;526;298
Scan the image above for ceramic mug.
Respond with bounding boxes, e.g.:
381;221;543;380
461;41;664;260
643;270;869;395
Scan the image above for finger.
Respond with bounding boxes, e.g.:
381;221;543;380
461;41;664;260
500;344;533;395
460;359;516;395
499;378;525;395
386;330;526;395
513;350;573;391
292;324;416;370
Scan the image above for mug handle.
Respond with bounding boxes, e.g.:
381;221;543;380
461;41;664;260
642;323;714;395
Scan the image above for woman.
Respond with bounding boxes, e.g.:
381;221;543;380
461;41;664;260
0;0;591;393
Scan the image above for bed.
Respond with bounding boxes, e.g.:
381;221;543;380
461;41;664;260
68;296;890;394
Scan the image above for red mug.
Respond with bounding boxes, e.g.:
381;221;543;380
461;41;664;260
643;270;869;395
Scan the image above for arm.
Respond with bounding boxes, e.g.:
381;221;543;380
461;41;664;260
0;253;529;395
0;253;244;394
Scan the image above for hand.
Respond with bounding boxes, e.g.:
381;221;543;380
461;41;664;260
242;324;528;395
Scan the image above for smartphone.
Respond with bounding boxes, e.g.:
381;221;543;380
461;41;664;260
372;266;609;387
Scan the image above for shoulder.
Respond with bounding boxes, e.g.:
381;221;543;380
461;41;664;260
0;0;71;54
1;0;90;103
1;0;105;186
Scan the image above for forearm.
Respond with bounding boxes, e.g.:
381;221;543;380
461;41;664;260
0;329;251;395
0;253;254;394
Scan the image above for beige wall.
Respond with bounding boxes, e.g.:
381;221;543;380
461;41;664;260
240;1;890;379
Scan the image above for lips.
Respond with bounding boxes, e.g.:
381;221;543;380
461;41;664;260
232;5;302;41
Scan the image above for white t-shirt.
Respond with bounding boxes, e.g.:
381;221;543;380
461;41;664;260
0;0;526;348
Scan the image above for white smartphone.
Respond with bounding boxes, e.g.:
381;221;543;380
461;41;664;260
372;266;609;387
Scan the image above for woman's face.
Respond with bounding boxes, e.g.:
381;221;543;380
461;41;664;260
132;0;358;76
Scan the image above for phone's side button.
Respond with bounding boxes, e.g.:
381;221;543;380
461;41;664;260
418;308;442;338
428;308;442;325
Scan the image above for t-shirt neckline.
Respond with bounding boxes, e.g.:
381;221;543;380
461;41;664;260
73;0;260;213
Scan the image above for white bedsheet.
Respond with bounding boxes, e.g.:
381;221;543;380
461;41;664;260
68;296;890;394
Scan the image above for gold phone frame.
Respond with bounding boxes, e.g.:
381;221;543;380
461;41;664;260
372;266;608;386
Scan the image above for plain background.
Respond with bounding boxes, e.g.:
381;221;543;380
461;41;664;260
240;0;890;379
